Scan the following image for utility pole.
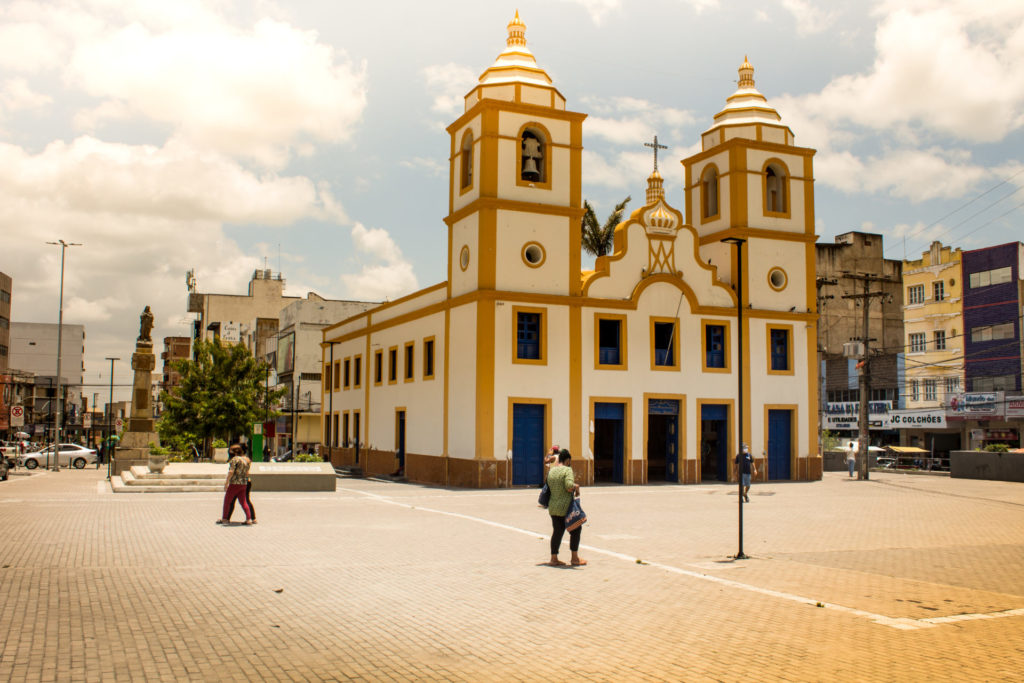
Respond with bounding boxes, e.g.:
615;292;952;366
841;273;897;480
815;277;837;456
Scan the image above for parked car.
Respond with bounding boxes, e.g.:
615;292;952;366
21;443;98;469
875;457;896;469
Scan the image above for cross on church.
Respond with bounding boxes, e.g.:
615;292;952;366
644;135;668;172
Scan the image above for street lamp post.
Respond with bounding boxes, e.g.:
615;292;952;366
105;357;119;479
721;236;747;560
46;239;82;471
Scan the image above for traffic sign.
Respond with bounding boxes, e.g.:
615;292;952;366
115;418;124;432
10;406;24;427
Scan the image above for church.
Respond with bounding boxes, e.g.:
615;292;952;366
321;13;820;487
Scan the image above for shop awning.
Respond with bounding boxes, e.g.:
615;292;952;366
886;446;929;453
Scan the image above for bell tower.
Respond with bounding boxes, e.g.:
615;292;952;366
682;56;816;312
445;12;586;298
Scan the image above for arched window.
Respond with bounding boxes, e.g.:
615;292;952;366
701;166;719;219
765;164;787;214
520;129;545;183
460;132;473;189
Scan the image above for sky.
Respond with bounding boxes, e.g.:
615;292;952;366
1;0;1022;403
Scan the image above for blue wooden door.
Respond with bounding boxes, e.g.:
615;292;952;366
767;409;792;480
512;403;545;485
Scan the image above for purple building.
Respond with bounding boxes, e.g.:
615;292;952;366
962;242;1023;393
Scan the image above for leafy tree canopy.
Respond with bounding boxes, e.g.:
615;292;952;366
158;339;285;449
581;195;631;258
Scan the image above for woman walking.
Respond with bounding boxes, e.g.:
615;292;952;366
546;449;585;567
218;444;253;525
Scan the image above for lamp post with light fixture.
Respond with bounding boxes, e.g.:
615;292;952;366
720;236;747;560
46;239;82;471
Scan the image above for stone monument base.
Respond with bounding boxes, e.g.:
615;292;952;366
112;431;160;476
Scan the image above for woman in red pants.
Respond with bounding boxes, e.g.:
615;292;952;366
218;444;252;525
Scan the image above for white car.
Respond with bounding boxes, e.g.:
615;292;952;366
21;443;97;469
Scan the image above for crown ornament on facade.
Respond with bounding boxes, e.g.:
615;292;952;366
738;55;755;88
507;10;526;47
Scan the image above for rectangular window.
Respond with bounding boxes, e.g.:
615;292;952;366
908;284;925;304
423;337;435;379
702;321;729;371
933;280;945;301
969;266;1013;288
514;308;546;364
933;330;946;350
909;333;926;353
971;323;1015;343
332;413;339;447
944;377;960;396
343;358;351;389
972;374;1017;392
333;361;340;390
595;314;626;369
342;412;350;447
911;379;919;401
374;350;383;385
388;347;398;383
324;363;332;392
768;327;791;372
651;318;677;369
404;342;415;381
924;379;937;401
353;355;362;388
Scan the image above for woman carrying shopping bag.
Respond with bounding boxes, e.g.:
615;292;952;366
546;449;586;567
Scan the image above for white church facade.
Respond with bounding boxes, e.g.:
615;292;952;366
321;14;820;487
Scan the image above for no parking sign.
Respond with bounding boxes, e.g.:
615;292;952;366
9;406;24;427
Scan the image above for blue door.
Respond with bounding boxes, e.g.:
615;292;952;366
767;409;792;480
647;399;679;483
701;404;728;481
594;402;625;483
512;403;545;485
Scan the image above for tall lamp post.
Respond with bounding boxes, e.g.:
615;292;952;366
46;239;82;471
721;236;747;560
105;357;119;479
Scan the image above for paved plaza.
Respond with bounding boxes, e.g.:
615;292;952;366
1;466;1022;682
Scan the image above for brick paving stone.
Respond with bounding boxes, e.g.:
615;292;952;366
0;468;1022;680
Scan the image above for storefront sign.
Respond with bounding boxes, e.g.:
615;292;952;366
889;409;947;429
824;401;892;430
221;322;240;343
947;392;1003;420
1005;396;1024;419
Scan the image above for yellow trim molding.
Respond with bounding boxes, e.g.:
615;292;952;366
594;312;628;370
701;319;732;373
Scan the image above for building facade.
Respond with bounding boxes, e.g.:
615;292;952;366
8;322;86;440
899;241;963;455
955;241;1024;449
816;232;904;444
0;272;10;373
322;17;819;487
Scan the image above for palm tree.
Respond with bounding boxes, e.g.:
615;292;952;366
581;196;631;257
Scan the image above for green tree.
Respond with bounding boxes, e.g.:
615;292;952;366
581;195;631;257
158;339;285;454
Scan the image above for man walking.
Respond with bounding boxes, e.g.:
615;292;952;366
735;444;757;503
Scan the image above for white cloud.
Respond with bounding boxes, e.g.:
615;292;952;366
69;17;367;168
400;157;446;177
558;0;621;25
421;63;477;116
582;96;695;146
780;0;837;35
0;78;52;112
0;136;344;225
816;148;995;202
340;223;418;300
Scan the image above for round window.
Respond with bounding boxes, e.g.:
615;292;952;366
768;268;787;290
522;242;545;267
459;245;470;271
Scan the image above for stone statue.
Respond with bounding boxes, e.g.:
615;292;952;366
138;306;154;343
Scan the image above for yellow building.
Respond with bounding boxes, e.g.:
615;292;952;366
322;15;819;487
902;241;963;452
